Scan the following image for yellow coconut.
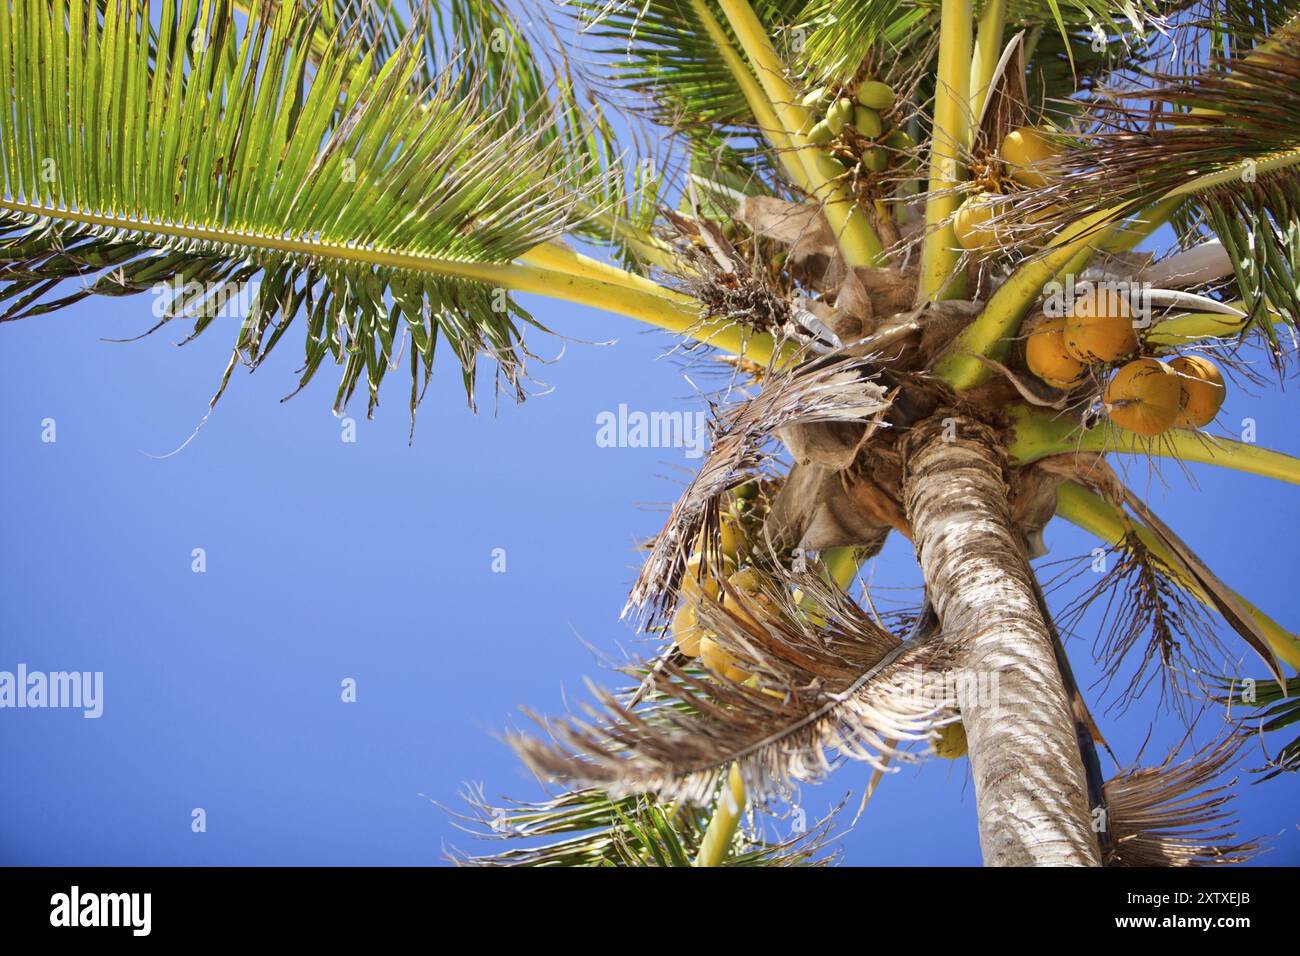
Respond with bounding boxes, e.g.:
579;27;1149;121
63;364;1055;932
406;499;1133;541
934;722;968;759
1104;358;1183;437
1169;355;1226;428
700;636;751;683
671;603;705;658
1001;127;1061;187
1063;287;1138;363
718;512;746;559
680;552;734;605
1025;317;1087;388
724;568;779;631
953;192;1005;254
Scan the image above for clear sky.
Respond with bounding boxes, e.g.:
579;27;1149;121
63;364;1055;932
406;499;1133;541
1;4;1297;867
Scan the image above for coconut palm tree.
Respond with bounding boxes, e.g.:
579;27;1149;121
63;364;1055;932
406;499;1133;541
5;0;1299;866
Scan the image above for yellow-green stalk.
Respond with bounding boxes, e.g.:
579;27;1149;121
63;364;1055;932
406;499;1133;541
930;208;1115;388
694;764;747;866
968;0;1006;129
715;0;886;267
688;0;816;194
1;197;793;367
1008;404;1300;486
916;0;973;303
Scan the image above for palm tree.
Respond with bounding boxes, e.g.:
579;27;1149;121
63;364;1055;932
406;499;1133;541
6;0;1299;866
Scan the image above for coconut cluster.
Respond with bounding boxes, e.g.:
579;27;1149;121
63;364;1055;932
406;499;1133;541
799;79;912;178
954;126;1061;254
1024;293;1226;437
669;481;784;683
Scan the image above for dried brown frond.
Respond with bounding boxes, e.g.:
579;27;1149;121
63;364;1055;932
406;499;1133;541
692;268;793;341
1104;735;1263;866
624;354;891;626
1055;533;1228;720
514;570;952;806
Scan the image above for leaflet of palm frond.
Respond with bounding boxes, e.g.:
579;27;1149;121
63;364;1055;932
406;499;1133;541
447;783;838;867
513;572;950;805
1103;736;1262;866
798;0;1160;89
290;0;662;267
0;0;602;424
1054;460;1287;686
564;1;804;181
623;353;890;625
1213;675;1300;780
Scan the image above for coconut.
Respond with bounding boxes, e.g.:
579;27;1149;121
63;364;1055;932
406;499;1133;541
1169;355;1225;428
1001;127;1061;187
671;603;704;657
700;636;751;683
953;192;1004;253
856;80;895;111
1063;287;1138;363
1104;358;1182;437
852;106;882;138
934;722;968;759
680;552;734;604
1025;317;1086;388
826;97;853;134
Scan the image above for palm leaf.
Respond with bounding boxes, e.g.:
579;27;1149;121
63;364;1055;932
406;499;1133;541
1103;736;1262;865
511;572;951;805
447;783;838;866
567;0;806;182
1215;676;1300;780
797;0;1160;85
0;0;606;426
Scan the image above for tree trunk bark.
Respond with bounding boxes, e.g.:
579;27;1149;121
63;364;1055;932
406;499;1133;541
902;414;1101;866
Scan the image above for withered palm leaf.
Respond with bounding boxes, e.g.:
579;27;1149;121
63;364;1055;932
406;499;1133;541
514;570;952;805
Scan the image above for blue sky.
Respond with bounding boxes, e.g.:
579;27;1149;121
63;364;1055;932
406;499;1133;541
1;253;1297;865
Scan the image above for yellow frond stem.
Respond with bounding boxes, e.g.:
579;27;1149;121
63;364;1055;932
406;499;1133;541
917;0;972;303
1008;404;1300;486
520;241;676;300
687;0;814;194
4;198;795;367
1099;195;1184;254
968;0;1006;129
715;0;885;267
693;763;746;867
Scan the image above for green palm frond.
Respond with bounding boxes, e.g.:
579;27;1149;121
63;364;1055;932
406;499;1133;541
1216;676;1300;780
568;0;805;183
0;0;617;426
448;783;838;866
796;0;1160;85
248;0;667;270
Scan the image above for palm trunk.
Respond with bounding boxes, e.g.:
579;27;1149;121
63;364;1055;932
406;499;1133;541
902;415;1101;866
